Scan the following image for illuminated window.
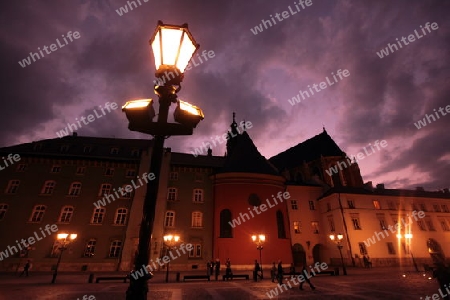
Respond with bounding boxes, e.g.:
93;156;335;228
293;221;301;234
84;239;96;257
373;200;381;209
164;211;175;227
291;200;298;210
192;211;203;227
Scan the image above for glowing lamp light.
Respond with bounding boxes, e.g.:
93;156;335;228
405;233;413;239
174;100;204;128
259;235;266;242
57;233;68;240
149;21;199;84
396;234;402;239
122;99;156;126
69;234;78;240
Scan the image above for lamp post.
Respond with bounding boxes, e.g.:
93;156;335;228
51;233;77;284
397;233;419;272
329;233;347;275
163;234;180;283
252;234;265;279
124;21;202;300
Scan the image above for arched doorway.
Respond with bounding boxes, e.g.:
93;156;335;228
292;243;306;266
312;244;322;263
427;238;446;264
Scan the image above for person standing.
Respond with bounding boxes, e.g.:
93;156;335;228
270;262;277;283
214;259;220;281
277;260;283;284
209;259;214;276
299;265;315;290
19;260;31;277
206;261;211;276
225;258;232;280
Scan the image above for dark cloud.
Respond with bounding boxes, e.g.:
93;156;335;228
0;0;448;190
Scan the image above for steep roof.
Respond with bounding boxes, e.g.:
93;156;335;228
269;129;344;170
170;152;225;168
220;131;279;175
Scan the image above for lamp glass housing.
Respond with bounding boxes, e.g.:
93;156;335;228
122;99;156;125
58;233;68;240
174;100;204;128
150;22;199;74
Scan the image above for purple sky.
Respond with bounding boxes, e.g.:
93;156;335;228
1;0;449;190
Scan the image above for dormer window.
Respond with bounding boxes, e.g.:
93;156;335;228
110;147;119;155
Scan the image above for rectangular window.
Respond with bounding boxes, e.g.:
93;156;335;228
351;215;362;230
308;201;315;210
189;243;202;258
439;219;450;231
16;164;27;172
84;239;96;257
169;172;178;180
419;203;427;212
425;217;435;231
387;242;396;254
442;205;449;213
99;184;112;197
328;216;335;232
358;242;368;255
105;168;114;176
347;200;355;209
167;188;177;201
377;214;388;230
109;240;122;258
293;221;301;234
401;242;410;254
311;221;319;234
51;165;61;173
291;200;298;210
433;204;441;212
193;189;204;203
194;173;203;182
417;220;427;231
373;200;381;210
76;166;86;175
125;169;136;178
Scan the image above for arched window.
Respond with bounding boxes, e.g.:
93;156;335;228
29;205;46;222
276;210;286;238
98;183;112;196
192;211;203;227
91;207;105;224
59;206;74;223
0;204;8;220
220;209;233;238
84;239;97;257
109;240;122;258
68;182;82;196
193;189;203;202
41;180;56;195
114;208;128;225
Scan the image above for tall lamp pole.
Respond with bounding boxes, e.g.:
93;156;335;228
51;233;77;284
163;234;180;283
252;234;265;279
124;21;203;300
397;233;419;272
329;233;347;275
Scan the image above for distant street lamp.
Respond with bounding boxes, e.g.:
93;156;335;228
397;233;419;272
329;233;347;275
51;233;77;283
124;20;203;300
163;234;180;283
252;234;265;279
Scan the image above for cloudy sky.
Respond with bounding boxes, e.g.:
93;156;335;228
1;0;449;190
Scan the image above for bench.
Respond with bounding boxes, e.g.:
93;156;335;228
222;274;249;280
95;276;128;283
183;275;210;281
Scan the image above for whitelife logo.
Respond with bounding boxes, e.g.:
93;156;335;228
18;31;81;68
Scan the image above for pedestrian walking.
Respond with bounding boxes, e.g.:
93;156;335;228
277;260;283;284
270;262;277;283
214;258;220;281
19;260;31;277
299;265;315;290
253;260;262;281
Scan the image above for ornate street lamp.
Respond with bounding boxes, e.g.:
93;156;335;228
252;234;265;279
124;20;203;300
163;234;180;283
51;233;77;283
329;233;347;275
397;233;419;272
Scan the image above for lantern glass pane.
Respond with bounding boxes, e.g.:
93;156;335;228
160;28;183;66
177;32;197;72
151;31;162;70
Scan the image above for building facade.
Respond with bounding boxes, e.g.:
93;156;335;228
0;123;448;273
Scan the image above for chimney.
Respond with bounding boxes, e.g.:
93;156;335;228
443;188;449;194
376;183;385;190
207;147;212;157
73;132;78;137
